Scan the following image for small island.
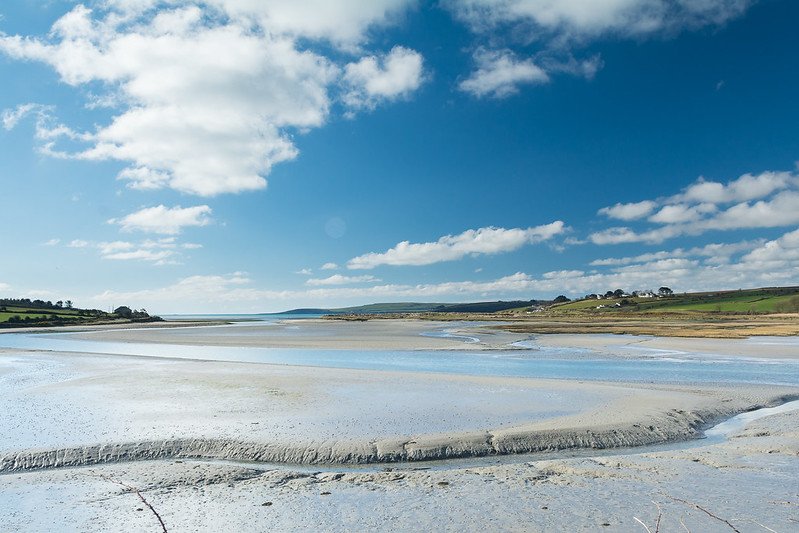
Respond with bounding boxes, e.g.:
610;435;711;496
0;298;162;328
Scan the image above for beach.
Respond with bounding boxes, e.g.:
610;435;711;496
1;319;798;531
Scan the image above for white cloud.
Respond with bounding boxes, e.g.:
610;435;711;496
588;227;676;245
740;228;799;267
0;282;10;292
446;0;752;40
109;205;212;234
61;236;196;264
201;0;415;47
459;48;549;98
598;200;656;221
447;1;752;98
117;167;172;191
321;262;339;270
86;235;799;312
42;238;61;246
2;103;49;130
702;191;799;231
104;249;175;262
676;172;794;204
0;2;422;197
306;274;380;286
590;239;764;266
342;46;425;110
347;222;565;269
79;222;799;312
590;169;799;244
648;202;716;224
295;268;314;276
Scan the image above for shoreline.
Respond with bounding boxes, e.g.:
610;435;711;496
327;311;799;338
6;310;799;341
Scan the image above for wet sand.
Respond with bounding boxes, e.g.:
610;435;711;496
5;350;793;470
1;321;798;531
55;319;527;351
2;409;797;532
534;333;799;360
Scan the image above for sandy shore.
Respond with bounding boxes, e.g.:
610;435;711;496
47;319;528;351
2;322;798;531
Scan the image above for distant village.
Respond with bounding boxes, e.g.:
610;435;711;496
582;287;674;309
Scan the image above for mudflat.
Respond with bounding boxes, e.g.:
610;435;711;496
1;320;797;531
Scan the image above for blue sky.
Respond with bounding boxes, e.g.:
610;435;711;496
1;0;798;313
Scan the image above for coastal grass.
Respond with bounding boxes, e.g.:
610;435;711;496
549;286;799;315
0;306;88;324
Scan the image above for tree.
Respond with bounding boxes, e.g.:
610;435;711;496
113;306;133;319
56;301;63;308
65;300;73;309
658;286;674;296
613;289;625;298
553;295;571;303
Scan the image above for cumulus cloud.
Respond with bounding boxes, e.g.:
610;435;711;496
446;0;752;98
459;48;549;98
590;169;799;244
590;239;764;266
85;227;799;313
2;103;49;130
306;274;380;286
740;228;799;268
446;0;752;40
200;0;415;47
598;200;657;221
648;202;716;224
342;46;425;110
109;205;212;235
321;262;339;270
675;172;794;204
63;236;200;264
347;222;565;269
0;2;423;197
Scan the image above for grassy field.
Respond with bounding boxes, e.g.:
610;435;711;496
0;301;161;328
0;305;90;324
549;287;799;315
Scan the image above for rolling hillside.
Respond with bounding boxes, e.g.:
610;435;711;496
548;286;799;314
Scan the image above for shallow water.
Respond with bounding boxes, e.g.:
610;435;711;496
1;323;798;386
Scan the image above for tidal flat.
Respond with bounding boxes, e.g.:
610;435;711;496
1;319;798;531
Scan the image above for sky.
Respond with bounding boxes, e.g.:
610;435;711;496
1;0;798;313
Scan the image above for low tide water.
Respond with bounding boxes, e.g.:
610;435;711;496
1;322;798;387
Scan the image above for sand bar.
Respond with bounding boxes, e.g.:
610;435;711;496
1;347;796;470
43;319;527;351
534;333;799;360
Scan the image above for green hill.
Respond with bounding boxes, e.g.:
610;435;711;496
282;300;547;315
550;286;799;314
0;298;162;328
